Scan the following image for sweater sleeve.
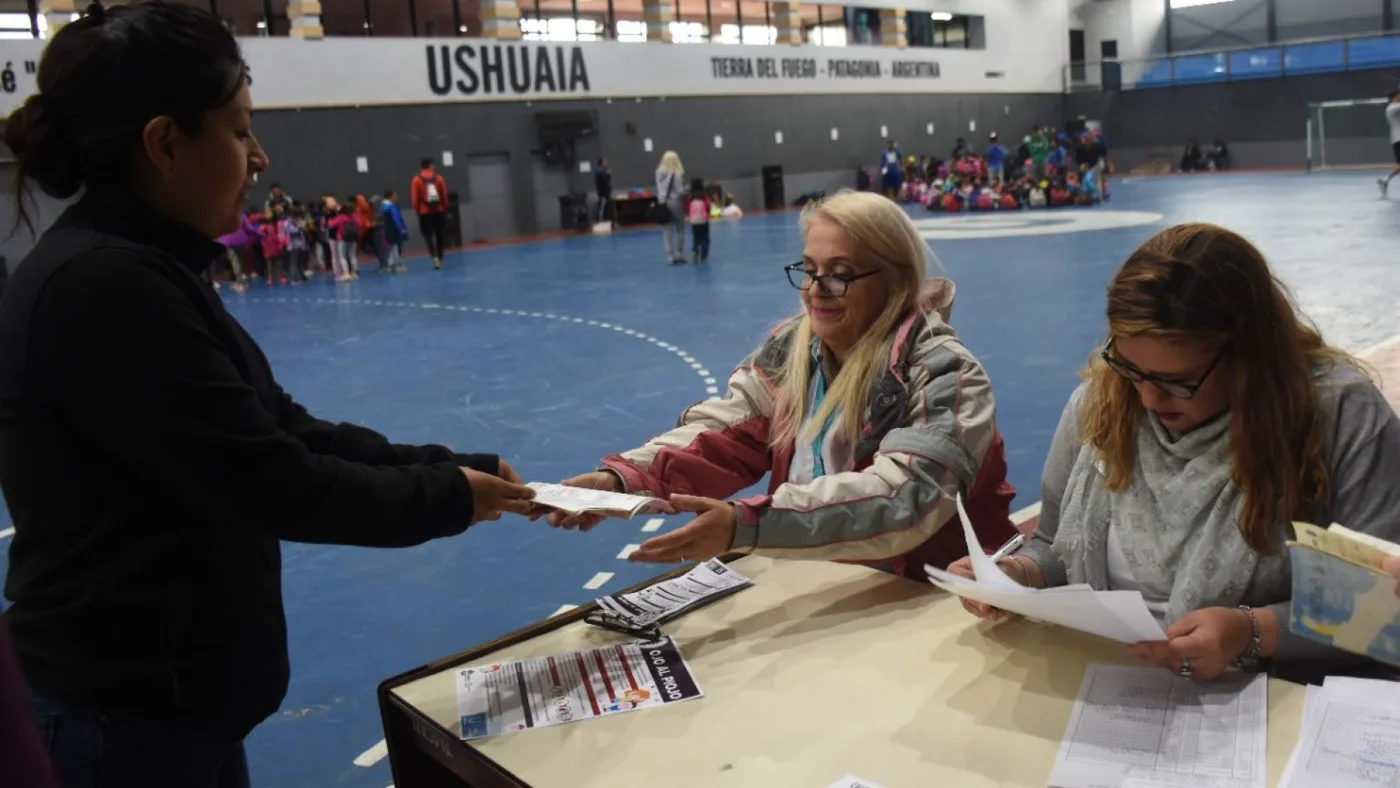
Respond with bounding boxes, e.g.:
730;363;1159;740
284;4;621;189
1018;386;1082;589
1270;374;1400;667
27;252;478;548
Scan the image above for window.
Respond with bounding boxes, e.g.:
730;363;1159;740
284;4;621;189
807;24;847;46
716;23;776;44
671;21;708;43
1169;0;1235;8
520;17;603;41
615;19;647;42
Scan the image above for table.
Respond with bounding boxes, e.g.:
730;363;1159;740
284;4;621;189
378;556;1307;787
611;194;656;227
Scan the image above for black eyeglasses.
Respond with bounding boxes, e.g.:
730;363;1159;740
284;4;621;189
784;262;882;297
1101;340;1227;400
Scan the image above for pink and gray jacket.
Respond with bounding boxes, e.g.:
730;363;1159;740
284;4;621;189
602;280;1017;578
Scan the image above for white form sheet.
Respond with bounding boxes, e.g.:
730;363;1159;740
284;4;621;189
1280;676;1400;788
926;567;1165;644
1049;664;1267;788
958;492;1025;591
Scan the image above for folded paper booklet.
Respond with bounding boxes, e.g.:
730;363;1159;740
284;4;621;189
1287;521;1400;668
527;482;667;518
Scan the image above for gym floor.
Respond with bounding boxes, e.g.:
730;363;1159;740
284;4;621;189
0;170;1397;786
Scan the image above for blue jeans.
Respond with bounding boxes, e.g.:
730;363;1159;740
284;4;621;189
26;690;251;788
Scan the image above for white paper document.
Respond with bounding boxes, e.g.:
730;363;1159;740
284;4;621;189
527;482;666;518
597;558;753;627
1279;676;1400;788
925;493;1165;645
1050;665;1268;788
454;635;702;740
827;776;889;788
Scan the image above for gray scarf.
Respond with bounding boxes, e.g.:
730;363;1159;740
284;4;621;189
1053;410;1289;625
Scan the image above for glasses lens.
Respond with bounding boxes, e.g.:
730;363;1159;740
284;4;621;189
817;276;847;297
1156;381;1195;399
785;266;807;290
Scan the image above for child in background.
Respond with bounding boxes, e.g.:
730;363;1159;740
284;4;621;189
281;203;311;284
381;189;409;273
328;197;360;281
261;204;288;286
685;178;712;263
985;133;1008;186
368;193;389;272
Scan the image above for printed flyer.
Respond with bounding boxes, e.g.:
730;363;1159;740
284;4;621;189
455;635;702;740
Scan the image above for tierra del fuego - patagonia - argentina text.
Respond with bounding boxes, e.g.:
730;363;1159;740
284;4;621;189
710;57;940;79
426;45;592;96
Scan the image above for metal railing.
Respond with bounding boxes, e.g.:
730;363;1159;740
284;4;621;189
1064;29;1400;93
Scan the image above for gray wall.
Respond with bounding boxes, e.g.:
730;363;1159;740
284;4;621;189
247;92;1062;242
1066;66;1396;170
1170;0;1395;52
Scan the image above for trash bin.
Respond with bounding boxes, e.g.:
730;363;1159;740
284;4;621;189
444;192;463;249
558;193;590;232
762;165;785;211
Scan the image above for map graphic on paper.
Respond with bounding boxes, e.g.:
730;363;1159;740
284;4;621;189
1288;523;1400;668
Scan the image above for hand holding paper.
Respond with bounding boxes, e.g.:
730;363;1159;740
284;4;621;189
532;478;673;530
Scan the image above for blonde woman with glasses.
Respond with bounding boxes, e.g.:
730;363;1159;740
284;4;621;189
656;150;687;264
952;223;1400;684
544;191;1018;576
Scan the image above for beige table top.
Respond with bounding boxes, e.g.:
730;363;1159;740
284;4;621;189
392;556;1306;788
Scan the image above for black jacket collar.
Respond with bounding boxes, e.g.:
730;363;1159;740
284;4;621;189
59;189;226;277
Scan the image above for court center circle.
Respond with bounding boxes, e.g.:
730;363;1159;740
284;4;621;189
914;210;1165;241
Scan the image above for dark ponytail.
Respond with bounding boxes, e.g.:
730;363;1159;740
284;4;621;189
5;0;249;235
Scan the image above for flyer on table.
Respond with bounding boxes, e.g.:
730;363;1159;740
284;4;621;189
455;635;703;740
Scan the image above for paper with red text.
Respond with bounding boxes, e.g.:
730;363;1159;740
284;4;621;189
454;635;702;740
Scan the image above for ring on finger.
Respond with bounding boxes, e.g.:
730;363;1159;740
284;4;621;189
1177;658;1193;678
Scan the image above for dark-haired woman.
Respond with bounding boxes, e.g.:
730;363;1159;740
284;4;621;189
952;223;1400;684
0;3;534;785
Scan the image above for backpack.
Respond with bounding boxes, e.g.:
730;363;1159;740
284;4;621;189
419;175;442;207
282;218;307;251
1029;188;1047;208
999;193;1020;210
687;197;708;223
975;192;995;211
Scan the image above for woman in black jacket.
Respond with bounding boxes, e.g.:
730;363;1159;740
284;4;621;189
0;3;535;786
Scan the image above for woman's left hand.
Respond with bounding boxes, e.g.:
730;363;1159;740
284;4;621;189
627;495;736;563
1127;607;1251;681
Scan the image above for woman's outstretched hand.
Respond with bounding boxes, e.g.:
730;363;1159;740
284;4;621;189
462;468;536;524
539;471;622;532
628;495;736;564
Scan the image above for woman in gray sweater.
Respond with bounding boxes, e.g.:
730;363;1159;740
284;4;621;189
953;223;1400;684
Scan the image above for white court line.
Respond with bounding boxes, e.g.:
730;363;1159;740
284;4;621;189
642;518;665;532
353;740;388;768
617;544;641;560
582;572;614;590
1010;502;1041;526
0;527;13;540
551;604;580;617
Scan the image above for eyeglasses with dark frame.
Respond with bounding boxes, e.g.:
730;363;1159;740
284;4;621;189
783;262;882;297
1101;339;1227;400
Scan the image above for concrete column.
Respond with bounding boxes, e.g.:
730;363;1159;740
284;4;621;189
38;0;77;39
287;0;324;40
772;1;802;45
480;0;523;39
643;0;674;42
879;8;906;48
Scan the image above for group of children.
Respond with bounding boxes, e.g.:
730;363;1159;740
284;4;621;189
213;187;411;291
865;126;1111;214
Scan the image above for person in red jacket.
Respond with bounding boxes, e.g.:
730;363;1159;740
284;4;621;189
411;157;448;270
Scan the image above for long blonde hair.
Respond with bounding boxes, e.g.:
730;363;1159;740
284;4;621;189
658;151;684;174
1081;223;1362;554
770;190;931;450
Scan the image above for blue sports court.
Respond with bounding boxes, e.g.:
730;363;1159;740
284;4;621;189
1;171;1398;786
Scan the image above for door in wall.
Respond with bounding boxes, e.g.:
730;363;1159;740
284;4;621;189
464;153;517;242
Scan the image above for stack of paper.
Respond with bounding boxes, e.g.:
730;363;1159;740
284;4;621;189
1278;676;1400;788
1288;521;1400;667
924;494;1166;644
597;558;753;628
527;482;667;518
1050;664;1268;788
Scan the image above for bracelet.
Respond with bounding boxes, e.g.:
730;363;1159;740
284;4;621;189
1235;605;1262;666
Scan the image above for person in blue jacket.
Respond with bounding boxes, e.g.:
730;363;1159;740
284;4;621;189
381;189;409;273
879;139;904;199
985;133;1008;186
